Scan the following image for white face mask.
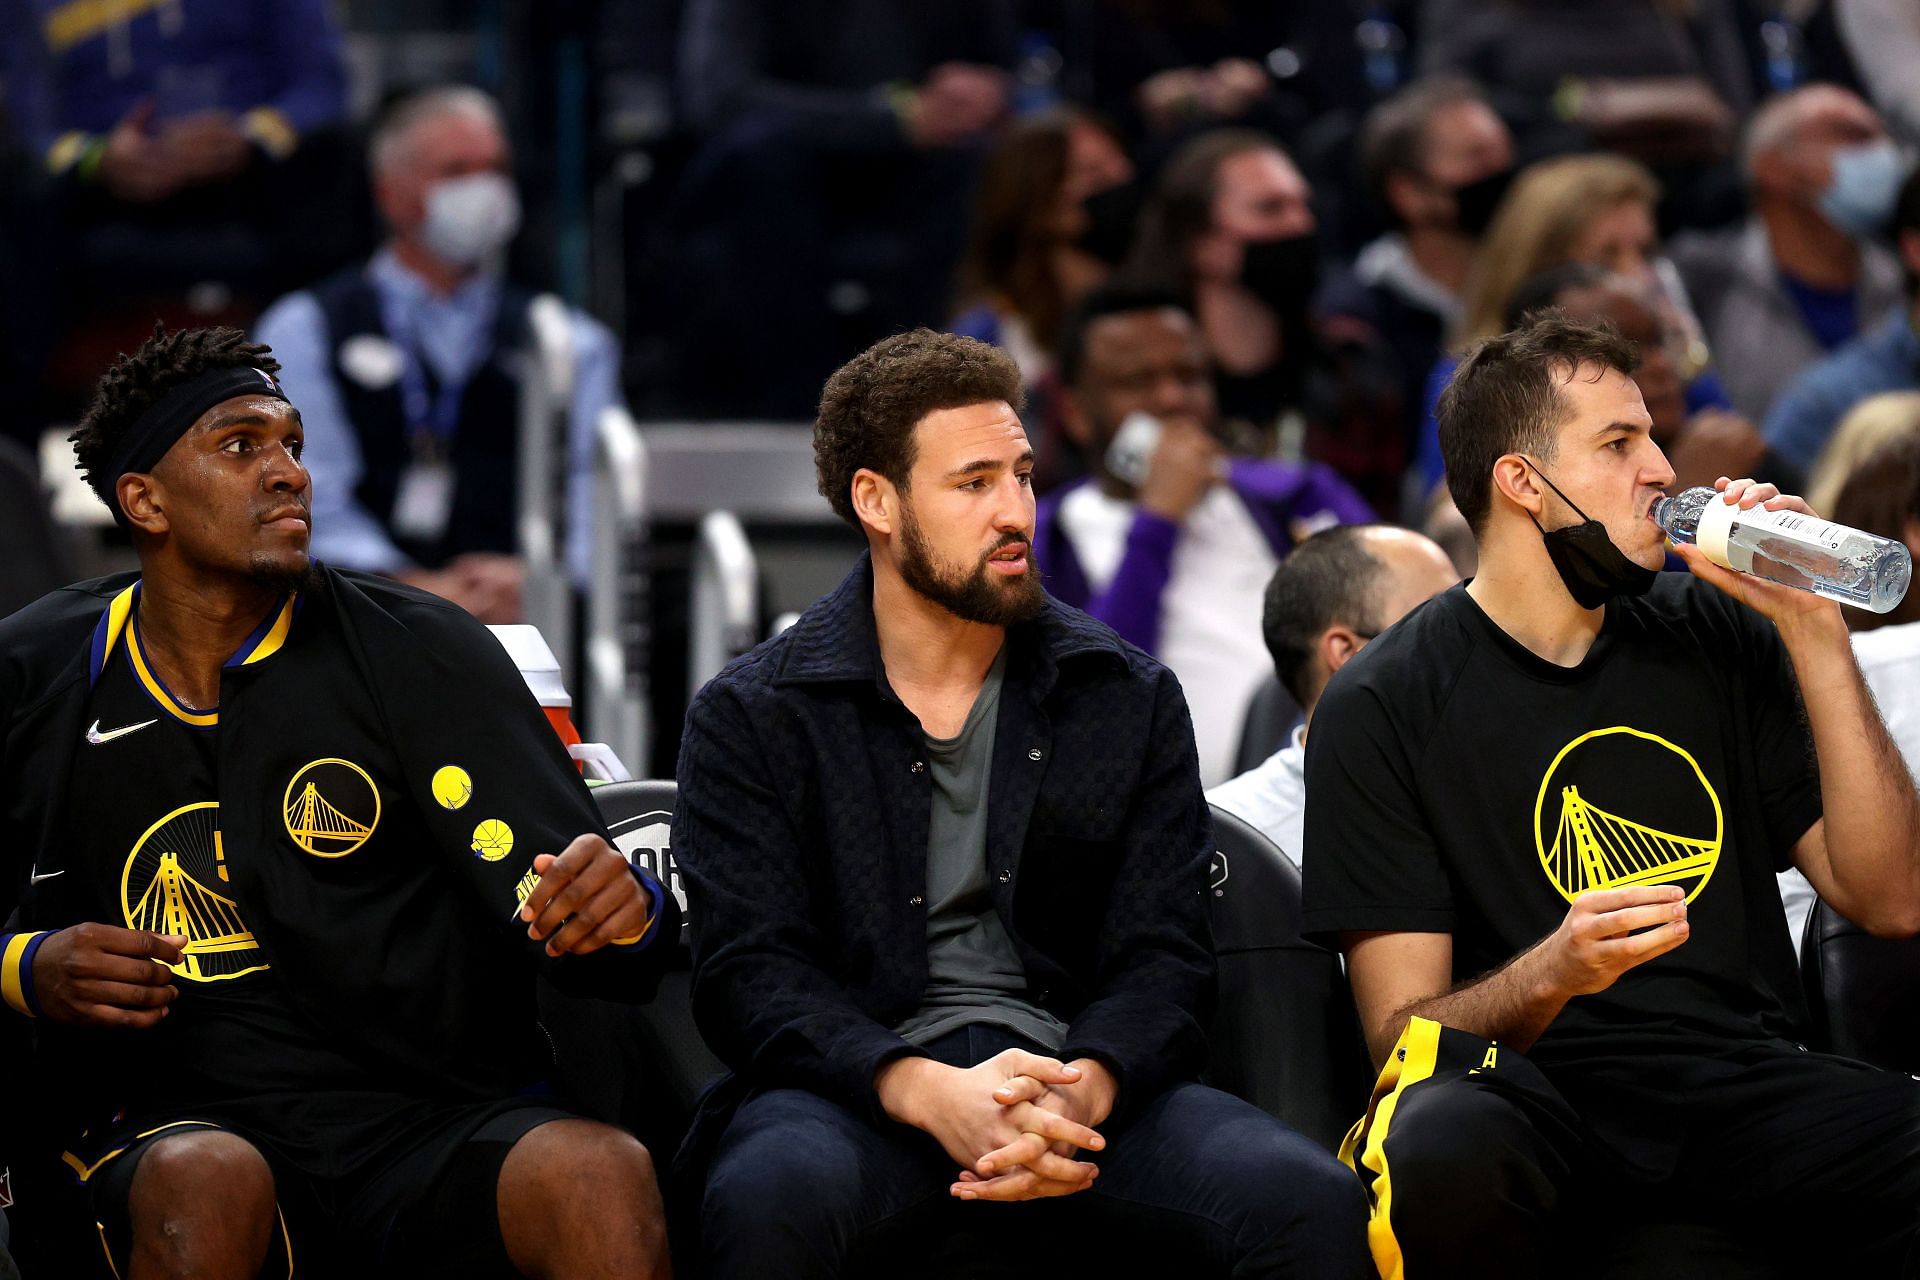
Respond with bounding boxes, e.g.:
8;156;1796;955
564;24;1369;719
420;171;521;267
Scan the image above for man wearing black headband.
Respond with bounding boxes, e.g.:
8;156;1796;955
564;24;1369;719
0;326;676;1278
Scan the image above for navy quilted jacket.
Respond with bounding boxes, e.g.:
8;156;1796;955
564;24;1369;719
673;554;1217;1139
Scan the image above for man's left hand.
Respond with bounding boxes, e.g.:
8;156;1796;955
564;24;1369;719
519;835;651;956
951;1058;1119;1202
1672;476;1844;629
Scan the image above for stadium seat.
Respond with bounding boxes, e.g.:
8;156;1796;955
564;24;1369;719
1799;898;1920;1074
1231;674;1303;778
1205;804;1372;1152
539;780;721;1169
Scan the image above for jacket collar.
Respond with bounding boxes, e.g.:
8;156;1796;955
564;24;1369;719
773;553;1129;698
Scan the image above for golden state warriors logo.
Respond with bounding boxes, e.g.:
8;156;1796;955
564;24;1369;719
121;802;267;982
1534;727;1724;904
431;765;473;810
283;759;381;857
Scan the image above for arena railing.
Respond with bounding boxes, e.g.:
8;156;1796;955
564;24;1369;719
688;510;760;698
587;405;652;778
518;294;578;689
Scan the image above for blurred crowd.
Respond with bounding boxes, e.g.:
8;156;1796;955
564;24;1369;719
7;0;1920;773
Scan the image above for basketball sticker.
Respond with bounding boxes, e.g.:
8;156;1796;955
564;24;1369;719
432;765;473;810
472;819;515;862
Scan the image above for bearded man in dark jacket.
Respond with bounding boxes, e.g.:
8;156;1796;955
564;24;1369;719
673;329;1368;1278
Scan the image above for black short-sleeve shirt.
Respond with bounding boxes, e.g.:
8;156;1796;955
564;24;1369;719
1302;576;1821;1069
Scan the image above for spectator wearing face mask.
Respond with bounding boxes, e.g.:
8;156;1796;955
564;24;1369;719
253;86;623;623
1764;167;1920;476
1122;129;1406;515
1669;85;1907;425
949;108;1135;491
951;109;1136;382
1350;75;1516;440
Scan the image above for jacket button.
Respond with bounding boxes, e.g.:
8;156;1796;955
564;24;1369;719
997;869;1012;883
1027;748;1043;761
909;759;926;774
909;894;925;907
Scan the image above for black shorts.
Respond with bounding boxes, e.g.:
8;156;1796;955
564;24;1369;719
1344;1019;1920;1277
79;1091;573;1278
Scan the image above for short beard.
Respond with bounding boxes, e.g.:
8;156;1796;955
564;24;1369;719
897;505;1044;626
247;551;320;596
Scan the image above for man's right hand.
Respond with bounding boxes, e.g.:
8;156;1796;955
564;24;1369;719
1541;885;1690;997
31;925;183;1027
874;1049;1105;1195
1136;421;1223;522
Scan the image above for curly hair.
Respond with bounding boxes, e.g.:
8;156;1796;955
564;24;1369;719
70;324;282;512
813;329;1025;529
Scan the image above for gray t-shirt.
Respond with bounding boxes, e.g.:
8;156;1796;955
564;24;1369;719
893;649;1069;1050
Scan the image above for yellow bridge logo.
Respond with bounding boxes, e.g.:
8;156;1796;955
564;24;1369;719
120;801;266;982
283;758;381;858
1533;727;1723;905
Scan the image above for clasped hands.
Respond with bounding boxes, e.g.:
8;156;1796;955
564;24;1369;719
876;1048;1117;1204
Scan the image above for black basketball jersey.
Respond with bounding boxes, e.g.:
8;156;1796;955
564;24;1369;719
65;584;374;1111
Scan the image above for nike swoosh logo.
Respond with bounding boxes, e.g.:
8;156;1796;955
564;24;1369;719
29;868;64;884
86;718;158;745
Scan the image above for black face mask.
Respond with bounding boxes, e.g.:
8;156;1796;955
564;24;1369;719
1077;181;1140;267
1523;459;1658;610
1449;166;1515;238
1238;231;1321;317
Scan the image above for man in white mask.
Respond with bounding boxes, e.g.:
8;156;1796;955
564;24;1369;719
1670;84;1907;426
254;86;622;622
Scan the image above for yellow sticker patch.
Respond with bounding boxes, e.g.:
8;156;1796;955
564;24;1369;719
283;759;381;858
472;819;515;862
431;765;473;810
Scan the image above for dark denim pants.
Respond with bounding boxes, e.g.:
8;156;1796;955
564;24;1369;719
699;1023;1371;1279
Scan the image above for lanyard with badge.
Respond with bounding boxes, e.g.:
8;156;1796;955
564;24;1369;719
387;305;479;543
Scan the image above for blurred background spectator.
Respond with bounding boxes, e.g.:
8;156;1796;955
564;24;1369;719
1669;83;1904;424
660;0;1019;418
1808;389;1920;516
1349;74;1515;455
1037;284;1371;786
1122;128;1405;513
949;105;1134;488
1;0;359;433
254;86;620;622
1836;0;1920;148
1416;0;1750;223
1764;167;1920;476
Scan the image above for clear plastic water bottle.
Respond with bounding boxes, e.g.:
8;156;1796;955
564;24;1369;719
1651;486;1913;613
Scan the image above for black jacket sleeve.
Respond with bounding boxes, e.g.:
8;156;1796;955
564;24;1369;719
1054;665;1217;1123
674;680;922;1122
351;581;677;1003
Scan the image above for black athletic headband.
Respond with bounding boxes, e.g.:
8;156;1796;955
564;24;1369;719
104;364;290;481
